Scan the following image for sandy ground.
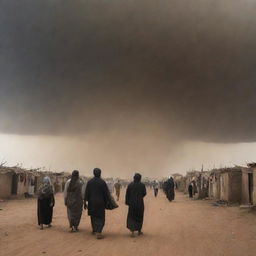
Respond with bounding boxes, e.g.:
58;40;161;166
1;190;256;256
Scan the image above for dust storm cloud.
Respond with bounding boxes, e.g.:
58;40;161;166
0;0;256;176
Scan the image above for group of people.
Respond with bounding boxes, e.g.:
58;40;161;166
147;178;175;201
37;169;147;239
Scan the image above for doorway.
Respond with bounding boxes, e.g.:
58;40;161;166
248;173;253;204
34;176;38;193
11;173;18;195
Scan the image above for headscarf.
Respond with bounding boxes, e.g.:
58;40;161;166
67;170;80;192
43;176;51;184
93;168;101;178
134;173;142;183
168;175;174;181
38;176;53;198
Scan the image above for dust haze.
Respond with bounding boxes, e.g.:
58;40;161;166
0;0;256;176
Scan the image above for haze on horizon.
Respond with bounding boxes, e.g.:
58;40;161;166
0;0;256;178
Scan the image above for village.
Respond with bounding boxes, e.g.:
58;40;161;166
1;0;256;255
174;163;256;207
1;163;256;208
1;164;256;256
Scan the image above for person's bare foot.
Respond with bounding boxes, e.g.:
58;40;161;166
130;231;135;237
48;224;52;228
40;224;43;230
138;231;144;236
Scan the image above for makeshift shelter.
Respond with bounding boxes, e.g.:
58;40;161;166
208;165;256;206
219;167;242;204
185;170;211;198
208;169;221;200
239;163;256;205
0;170;13;198
0;167;39;199
185;171;199;195
196;171;210;199
0;166;73;199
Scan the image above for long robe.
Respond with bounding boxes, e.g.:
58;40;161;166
85;177;111;233
37;193;54;225
188;184;193;198
166;178;175;201
125;181;146;232
64;179;84;228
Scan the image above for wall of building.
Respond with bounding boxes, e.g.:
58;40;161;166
241;171;249;204
229;171;242;204
17;179;29;196
220;173;229;201
253;168;256;205
0;173;13;198
208;179;213;198
212;174;221;199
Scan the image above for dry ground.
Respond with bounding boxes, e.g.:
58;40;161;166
1;190;256;256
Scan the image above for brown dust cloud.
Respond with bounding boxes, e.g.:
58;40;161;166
1;0;256;177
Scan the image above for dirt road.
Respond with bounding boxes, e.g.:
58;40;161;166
1;190;256;256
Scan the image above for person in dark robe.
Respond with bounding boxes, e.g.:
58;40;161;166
37;176;55;230
84;168;111;239
64;170;84;232
125;173;147;237
188;183;193;198
165;176;175;202
162;180;168;195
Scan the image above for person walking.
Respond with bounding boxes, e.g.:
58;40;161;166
64;170;84;232
37;176;55;230
125;173;146;237
84;168;112;239
188;182;193;198
153;180;159;198
165;176;175;202
114;180;122;201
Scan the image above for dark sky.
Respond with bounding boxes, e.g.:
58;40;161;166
1;0;256;143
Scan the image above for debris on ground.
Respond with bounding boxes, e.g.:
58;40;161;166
212;200;240;207
212;200;229;207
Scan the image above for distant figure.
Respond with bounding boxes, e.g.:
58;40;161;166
106;179;114;194
114;180;122;201
37;176;55;230
153;180;159;197
165;176;175;202
125;173;147;237
85;168;112;239
64;170;84;232
188;183;193;198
